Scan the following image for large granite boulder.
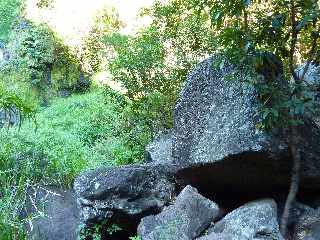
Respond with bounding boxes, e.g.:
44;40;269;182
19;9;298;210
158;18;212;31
198;199;283;240
173;56;320;195
24;186;80;240
137;185;220;240
196;233;233;240
74;164;177;227
145;132;173;164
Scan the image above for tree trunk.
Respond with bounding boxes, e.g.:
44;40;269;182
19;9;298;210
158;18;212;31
280;126;301;237
45;63;53;87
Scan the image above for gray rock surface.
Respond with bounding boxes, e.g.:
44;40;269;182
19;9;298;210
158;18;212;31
173;56;320;193
24;187;80;240
296;62;320;87
145;132;173;164
74;163;177;224
293;206;320;240
173;56;269;165
196;233;234;240
137;185;220;240
206;199;283;240
0;107;20;128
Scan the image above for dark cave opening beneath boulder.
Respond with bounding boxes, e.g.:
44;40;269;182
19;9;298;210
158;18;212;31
174;151;320;215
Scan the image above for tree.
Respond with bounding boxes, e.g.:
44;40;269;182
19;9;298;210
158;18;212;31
78;6;123;74
0;0;23;42
208;0;320;237
145;0;216;84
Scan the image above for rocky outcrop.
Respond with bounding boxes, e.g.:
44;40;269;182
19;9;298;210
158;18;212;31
173;56;268;166
173;56;320;195
74;164;177;225
137;185;220;240
145;132;173;164
24;187;80;240
196;233;233;240
72;56;320;240
198;199;283;240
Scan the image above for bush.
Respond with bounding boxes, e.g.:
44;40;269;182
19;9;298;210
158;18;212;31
106;26;172;99
105;26;181;138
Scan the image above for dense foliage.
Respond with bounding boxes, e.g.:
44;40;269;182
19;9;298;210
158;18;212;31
0;0;23;41
0;88;154;238
10;22;84;103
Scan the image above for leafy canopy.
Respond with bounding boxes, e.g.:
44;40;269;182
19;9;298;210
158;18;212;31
209;0;320;131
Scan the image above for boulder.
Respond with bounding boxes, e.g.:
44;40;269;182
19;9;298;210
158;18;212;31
196;233;234;240
24;186;80;240
293;206;320;240
145;132;173;164
0;107;20;128
203;199;283;240
296;62;320;87
74;163;177;225
173;56;320;196
137;185;220;240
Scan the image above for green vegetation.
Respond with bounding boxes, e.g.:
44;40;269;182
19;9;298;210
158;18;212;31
0;88;155;238
1;0;320;239
0;0;23;41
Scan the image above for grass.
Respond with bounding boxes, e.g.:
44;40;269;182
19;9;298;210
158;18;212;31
0;88;152;239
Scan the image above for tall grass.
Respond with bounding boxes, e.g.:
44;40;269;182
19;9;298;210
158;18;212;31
0;89;151;239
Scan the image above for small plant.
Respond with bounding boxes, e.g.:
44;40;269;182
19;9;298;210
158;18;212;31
79;222;122;240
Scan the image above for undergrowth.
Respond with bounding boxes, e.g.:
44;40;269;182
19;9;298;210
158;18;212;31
0;88;155;239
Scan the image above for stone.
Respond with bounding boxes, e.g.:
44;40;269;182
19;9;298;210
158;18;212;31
208;199;283;240
145;132;173;164
196;233;234;240
296;62;320;87
137;185;220;240
173;56;320;196
0;107;20;128
24;186;80;240
74;163;177;225
293;206;320;240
